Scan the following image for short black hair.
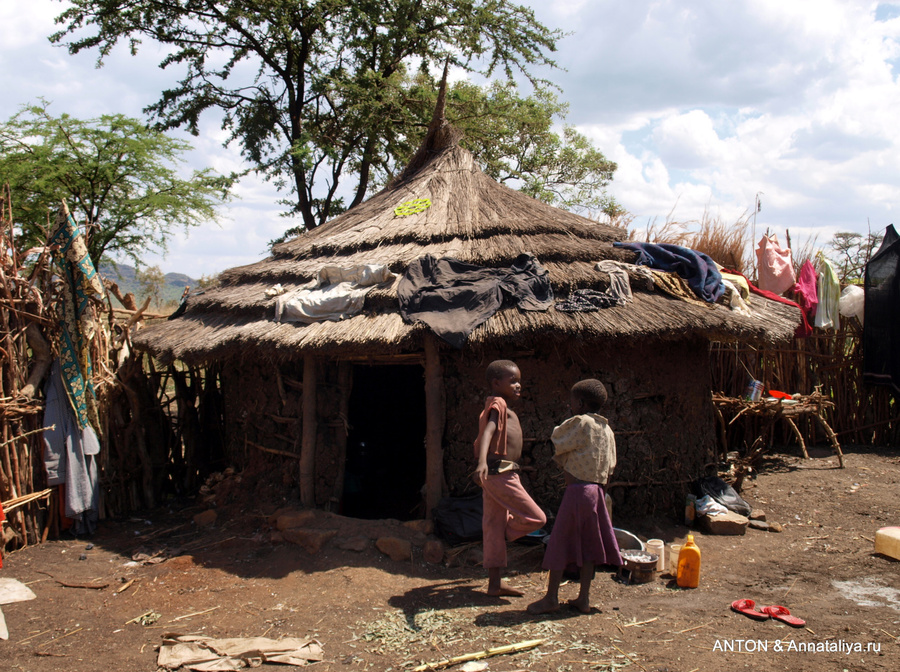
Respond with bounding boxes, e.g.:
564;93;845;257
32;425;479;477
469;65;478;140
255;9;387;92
571;379;608;412
486;359;518;383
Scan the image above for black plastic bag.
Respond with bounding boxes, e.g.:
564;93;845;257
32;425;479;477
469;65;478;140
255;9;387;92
693;476;752;516
432;493;483;546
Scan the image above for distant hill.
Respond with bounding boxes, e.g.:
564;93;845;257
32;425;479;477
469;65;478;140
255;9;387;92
100;262;203;308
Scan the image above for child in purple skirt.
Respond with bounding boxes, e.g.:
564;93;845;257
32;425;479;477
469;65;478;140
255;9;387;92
527;379;622;614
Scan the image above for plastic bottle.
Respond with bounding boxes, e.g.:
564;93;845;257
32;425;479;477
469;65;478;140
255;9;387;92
676;534;701;588
684;494;696;526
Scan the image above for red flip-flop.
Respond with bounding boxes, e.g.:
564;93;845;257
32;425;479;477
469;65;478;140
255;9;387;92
730;599;769;621
761;605;806;627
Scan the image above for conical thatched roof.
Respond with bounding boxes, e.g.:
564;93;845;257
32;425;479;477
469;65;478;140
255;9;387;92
134;109;799;365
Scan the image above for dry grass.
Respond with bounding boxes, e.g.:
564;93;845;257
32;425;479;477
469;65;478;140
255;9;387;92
632;206;753;274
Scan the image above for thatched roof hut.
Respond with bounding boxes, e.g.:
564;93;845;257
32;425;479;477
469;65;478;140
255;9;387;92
134;97;799;522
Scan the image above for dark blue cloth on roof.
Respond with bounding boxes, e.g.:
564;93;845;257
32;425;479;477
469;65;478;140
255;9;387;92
613;242;725;303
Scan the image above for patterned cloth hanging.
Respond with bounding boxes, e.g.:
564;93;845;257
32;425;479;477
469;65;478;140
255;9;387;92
49;205;105;430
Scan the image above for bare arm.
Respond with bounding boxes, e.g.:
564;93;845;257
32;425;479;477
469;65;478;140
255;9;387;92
474;409;500;486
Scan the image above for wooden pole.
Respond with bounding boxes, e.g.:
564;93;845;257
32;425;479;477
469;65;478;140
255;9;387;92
423;335;445;520
300;355;318;508
329;362;352;512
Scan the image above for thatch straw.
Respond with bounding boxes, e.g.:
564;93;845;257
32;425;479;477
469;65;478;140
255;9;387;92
134;126;800;364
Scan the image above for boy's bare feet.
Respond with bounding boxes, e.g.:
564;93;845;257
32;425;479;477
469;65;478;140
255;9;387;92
526;596;560;614
487;581;525;597
567;596;591;614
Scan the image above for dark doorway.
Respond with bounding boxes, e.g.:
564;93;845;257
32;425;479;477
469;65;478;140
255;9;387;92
342;364;426;520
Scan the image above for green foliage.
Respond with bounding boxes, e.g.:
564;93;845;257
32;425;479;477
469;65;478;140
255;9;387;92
0;103;233;267
196;273;220;289
136;264;167;308
393;77;620;213
828;231;883;283
51;0;621;239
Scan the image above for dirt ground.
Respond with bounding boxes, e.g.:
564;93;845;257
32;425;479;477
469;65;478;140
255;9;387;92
2;444;899;672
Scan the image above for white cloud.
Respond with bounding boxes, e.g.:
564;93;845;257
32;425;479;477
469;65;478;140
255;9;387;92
6;0;900;277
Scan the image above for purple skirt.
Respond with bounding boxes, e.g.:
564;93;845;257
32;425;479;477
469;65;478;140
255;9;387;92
543;483;623;571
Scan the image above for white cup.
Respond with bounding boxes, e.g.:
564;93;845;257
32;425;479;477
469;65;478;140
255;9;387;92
646;539;665;572
669;544;683;576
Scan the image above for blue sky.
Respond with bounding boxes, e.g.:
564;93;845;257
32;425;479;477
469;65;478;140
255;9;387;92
3;0;900;276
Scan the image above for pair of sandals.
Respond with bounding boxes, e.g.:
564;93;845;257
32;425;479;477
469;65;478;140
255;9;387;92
731;599;806;627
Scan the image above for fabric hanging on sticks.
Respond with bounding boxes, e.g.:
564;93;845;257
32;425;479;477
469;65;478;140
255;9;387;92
792;259;818;322
814;255;840;330
864;224;900;392
755;234;796;296
48;204;104;430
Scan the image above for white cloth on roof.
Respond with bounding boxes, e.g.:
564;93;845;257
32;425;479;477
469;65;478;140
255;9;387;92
720;278;752;315
594;260;635;303
275;264;396;324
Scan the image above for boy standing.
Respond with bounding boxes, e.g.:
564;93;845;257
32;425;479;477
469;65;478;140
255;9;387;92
474;360;547;597
528;379;622;614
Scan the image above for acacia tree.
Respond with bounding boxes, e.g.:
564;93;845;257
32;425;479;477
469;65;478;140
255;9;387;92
0;103;233;267
829;231;884;283
51;0;606;235
269;74;622;243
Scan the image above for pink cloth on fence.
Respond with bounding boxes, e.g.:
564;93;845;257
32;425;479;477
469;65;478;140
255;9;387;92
756;234;796;296
481;472;546;568
792;260;818;322
542;483;622;571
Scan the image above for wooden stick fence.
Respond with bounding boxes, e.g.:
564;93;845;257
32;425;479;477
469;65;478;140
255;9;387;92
0;191;229;558
710;319;898;450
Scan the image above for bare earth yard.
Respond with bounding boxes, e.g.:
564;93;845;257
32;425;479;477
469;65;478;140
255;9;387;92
3;444;899;672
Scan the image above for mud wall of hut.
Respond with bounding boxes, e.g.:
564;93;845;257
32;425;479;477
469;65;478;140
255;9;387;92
218;336;717;522
440;339;717;521
219;358;344;508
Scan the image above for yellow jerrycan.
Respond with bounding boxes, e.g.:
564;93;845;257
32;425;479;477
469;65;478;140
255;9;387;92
676;534;701;588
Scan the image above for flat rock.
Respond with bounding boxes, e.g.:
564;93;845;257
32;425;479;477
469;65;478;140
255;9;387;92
276;510;316;530
403;519;434;535
464;546;484;567
193;510;217;527
697;511;748;535
337;536;369;552
748;520;770;531
749;509;767;521
376;537;412;562
423;540;445;564
282;528;337;554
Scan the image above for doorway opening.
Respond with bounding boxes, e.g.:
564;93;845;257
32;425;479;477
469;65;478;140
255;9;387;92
342;364;426;520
